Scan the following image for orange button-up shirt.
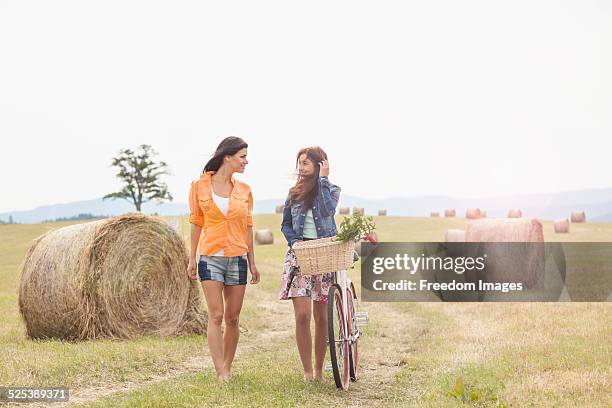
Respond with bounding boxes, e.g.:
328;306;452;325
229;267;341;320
189;171;254;257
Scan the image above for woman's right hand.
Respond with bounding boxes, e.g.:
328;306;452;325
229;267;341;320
187;258;198;280
319;159;330;177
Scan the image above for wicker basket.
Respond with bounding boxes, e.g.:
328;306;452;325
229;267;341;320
292;236;355;275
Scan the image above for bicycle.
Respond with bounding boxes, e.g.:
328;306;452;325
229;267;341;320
327;253;369;390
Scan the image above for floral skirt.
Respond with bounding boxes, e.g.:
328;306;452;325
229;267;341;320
278;248;333;304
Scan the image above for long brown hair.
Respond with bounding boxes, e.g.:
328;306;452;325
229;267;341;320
203;136;248;173
288;146;328;208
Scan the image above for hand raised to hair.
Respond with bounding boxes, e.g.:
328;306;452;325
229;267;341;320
319;160;330;177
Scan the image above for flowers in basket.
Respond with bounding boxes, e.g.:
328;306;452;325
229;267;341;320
335;213;377;243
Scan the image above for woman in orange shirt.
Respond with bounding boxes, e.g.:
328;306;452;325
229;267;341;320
187;136;260;381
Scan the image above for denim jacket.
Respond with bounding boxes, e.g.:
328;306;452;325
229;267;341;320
281;176;341;247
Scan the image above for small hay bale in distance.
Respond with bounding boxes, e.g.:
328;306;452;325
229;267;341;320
554;218;570;233
18;213;206;340
445;229;465;242
352;207;364;216
507;209;522;218
339;207;350;215
444;209;456;217
275;205;285;214
570;211;586;223
430;212;440;217
254;229;274;245
378;209;387;216
465;208;481;219
481;210;487;218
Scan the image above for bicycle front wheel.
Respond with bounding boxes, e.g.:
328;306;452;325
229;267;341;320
328;284;350;390
347;282;359;382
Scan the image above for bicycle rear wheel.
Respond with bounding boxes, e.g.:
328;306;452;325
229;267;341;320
328;284;350;389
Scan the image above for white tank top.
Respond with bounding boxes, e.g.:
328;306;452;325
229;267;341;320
211;190;229;256
212;190;229;216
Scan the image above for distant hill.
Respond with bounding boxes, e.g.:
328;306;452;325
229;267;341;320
2;187;612;224
334;190;612;222
0;199;188;224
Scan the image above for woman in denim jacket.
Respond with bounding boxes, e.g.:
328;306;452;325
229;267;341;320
279;146;341;381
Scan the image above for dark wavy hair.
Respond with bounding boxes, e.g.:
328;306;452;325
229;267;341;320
203;136;248;173
288;146;328;209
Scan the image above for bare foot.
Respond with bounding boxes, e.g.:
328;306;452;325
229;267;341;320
313;370;323;381
303;372;314;381
218;371;231;382
216;366;232;382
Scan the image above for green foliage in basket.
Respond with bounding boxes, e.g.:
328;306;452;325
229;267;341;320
335;213;376;242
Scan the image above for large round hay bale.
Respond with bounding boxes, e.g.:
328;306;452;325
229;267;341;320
465;208;481;219
444;209;456;217
352;207;364;216
378;209;387;216
275;205;285;214
430;212;440;217
481;210;487;218
570;211;586;223
554;218;570;233
507;209;522;218
465;218;545;290
445;229;465;242
254;229;274;245
466;218;544;242
18;213;206;340
339;207;350;215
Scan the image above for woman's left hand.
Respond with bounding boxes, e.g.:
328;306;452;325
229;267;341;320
319;160;330;177
249;265;260;284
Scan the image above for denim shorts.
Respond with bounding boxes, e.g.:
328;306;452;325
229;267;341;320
198;255;248;285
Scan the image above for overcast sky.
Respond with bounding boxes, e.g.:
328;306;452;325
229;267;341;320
1;1;610;213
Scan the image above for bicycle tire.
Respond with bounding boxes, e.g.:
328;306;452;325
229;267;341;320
328;284;350;389
347;281;359;381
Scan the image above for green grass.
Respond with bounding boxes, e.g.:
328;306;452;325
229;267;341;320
387;303;611;407
83;337;345;408
0;215;611;407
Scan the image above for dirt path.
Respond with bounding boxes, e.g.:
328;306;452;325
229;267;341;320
336;301;431;407
45;293;502;407
71;304;465;407
338;302;505;407
58;299;427;407
54;287;295;407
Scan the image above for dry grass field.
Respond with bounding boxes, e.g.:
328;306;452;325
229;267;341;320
0;215;610;407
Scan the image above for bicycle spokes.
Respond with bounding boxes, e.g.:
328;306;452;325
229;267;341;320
328;278;366;390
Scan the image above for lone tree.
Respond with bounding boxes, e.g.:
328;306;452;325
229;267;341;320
104;144;173;211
